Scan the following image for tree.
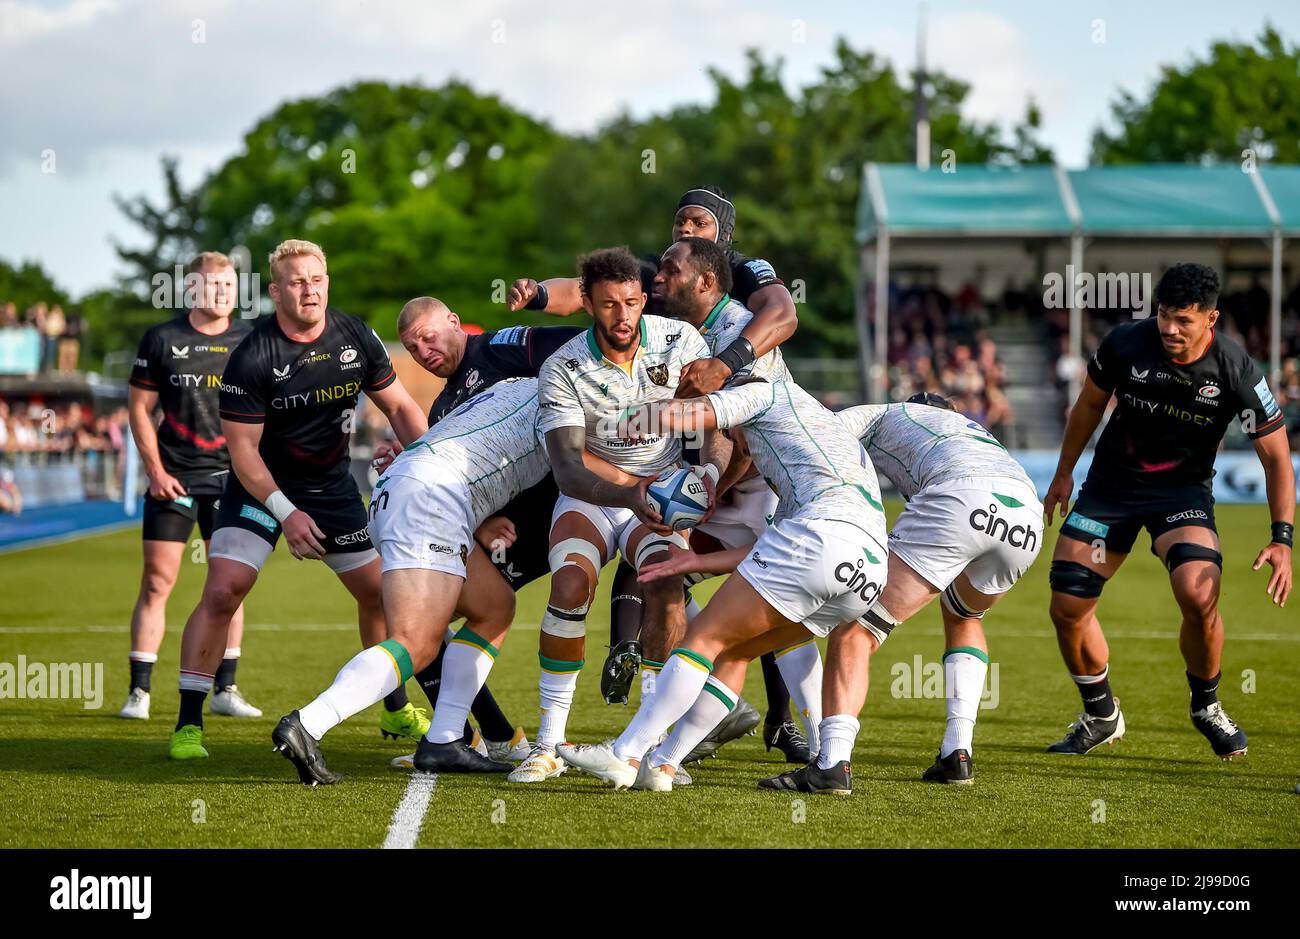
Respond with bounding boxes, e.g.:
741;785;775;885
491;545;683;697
1091;25;1300;165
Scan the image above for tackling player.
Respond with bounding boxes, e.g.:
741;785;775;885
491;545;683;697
560;374;888;793
382;298;583;764
507;186;810;752
272;377;550;783
167;240;428;760
509;247;730;784
122;251;258;721
1043;263;1293;759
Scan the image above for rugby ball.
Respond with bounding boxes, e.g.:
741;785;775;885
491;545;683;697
646;467;711;532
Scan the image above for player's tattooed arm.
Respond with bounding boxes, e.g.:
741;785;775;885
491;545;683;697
545;426;668;532
127;385;186;500
366;379;428;446
1045;376;1112;525
1251;427;1295;607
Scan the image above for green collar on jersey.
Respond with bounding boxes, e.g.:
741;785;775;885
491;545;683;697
701;294;732;333
586;317;647;363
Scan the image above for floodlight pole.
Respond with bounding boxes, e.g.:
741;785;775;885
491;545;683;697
1270;229;1282;389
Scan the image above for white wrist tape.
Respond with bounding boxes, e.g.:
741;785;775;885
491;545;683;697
694;463;721;486
265;490;297;524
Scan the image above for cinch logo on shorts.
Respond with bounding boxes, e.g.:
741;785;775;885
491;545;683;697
969;502;1038;552
239;504;277;531
1165;509;1208;524
1065;512;1109;538
335;528;369;546
833;557;882;604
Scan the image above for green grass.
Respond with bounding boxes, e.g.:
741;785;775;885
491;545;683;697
1;503;1296;848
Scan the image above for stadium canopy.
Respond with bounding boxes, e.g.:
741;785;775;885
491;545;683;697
855;163;1300;400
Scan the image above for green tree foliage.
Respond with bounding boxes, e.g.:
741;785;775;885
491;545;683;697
1092;26;1300;165
110;42;1052;357
0;258;69;311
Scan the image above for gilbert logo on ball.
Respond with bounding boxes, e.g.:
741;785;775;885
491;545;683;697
647;467;710;532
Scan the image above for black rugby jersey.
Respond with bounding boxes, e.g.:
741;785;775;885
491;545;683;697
219;308;396;485
129;315;254;493
1085;317;1284;492
428;325;582;425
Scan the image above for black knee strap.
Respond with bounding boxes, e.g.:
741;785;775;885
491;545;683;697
1049;560;1107;599
1164;543;1223;573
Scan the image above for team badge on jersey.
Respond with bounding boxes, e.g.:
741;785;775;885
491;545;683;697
647;364;669;386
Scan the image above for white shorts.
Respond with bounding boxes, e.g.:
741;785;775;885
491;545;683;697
368;468;477;577
736;514;888;638
888;476;1043;595
551;493;687;572
696;474;776;550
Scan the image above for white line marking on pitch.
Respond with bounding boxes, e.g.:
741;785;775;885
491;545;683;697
382;773;437;849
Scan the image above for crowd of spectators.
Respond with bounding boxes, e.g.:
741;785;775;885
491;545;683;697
0;399;128;455
881;281;1018;443
0;300;84;373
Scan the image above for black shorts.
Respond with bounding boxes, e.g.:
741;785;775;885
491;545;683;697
213;473;373;553
1060;480;1216;555
142;493;220;542
487;476;559;591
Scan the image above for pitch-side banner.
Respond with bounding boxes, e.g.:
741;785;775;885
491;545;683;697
1006;451;1300;505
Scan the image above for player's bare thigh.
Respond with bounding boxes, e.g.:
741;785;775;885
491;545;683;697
380;566;464;668
454;545;517;649
1152;525;1222;607
681;571;793;662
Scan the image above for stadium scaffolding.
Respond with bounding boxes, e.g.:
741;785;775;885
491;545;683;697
855;164;1300;402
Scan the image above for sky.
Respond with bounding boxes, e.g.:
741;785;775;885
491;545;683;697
1;0;1297;296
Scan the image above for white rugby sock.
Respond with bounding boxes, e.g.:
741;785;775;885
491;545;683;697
537;655;583;748
298;642;408;740
614;648;713;762
775;640;823;754
817;714;860;769
941;648;987;757
426;628;498;744
653;675;737;768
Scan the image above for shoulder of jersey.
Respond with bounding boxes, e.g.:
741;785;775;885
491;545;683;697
731;252;778;281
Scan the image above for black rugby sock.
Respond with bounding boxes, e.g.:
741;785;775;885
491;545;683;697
383;685;410;713
760;652;793;725
1072;667;1116;718
176;689;206;730
214;656;238;692
414;650;445;711
129;658;153;693
472;684;515;743
608;560;643;647
1187;670;1221;712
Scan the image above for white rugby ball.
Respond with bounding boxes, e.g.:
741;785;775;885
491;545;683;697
646;467;710;532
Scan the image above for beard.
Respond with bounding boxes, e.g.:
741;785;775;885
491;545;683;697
598;321;637;353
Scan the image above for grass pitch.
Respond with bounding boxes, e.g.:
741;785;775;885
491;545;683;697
1;503;1296;848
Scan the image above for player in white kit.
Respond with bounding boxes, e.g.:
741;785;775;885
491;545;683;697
650;237;824;762
559;373;888;793
822;392;1045;785
271;377;550;783
509;247;732;784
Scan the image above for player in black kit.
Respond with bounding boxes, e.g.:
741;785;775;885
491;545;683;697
371;296;582;765
504;186;811;762
168;240;428;761
122;252;257;722
1043;264;1294;760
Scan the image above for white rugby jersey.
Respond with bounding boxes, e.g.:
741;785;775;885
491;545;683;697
389;377;548;523
536;314;709;476
697;295;790;383
707;378;887;552
837;403;1033;501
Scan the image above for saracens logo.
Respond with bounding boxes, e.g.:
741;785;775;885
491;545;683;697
969;502;1038;551
1198;384;1220;397
834;556;882;604
339;347;358;364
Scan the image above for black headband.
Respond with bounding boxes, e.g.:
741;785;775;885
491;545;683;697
677;188;736;245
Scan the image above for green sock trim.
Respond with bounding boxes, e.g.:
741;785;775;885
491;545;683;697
702;680;736;711
378;639;414;682
641;659;665;670
450;626;499;659
943;646;989;664
539;653;584;673
670;647;713;672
